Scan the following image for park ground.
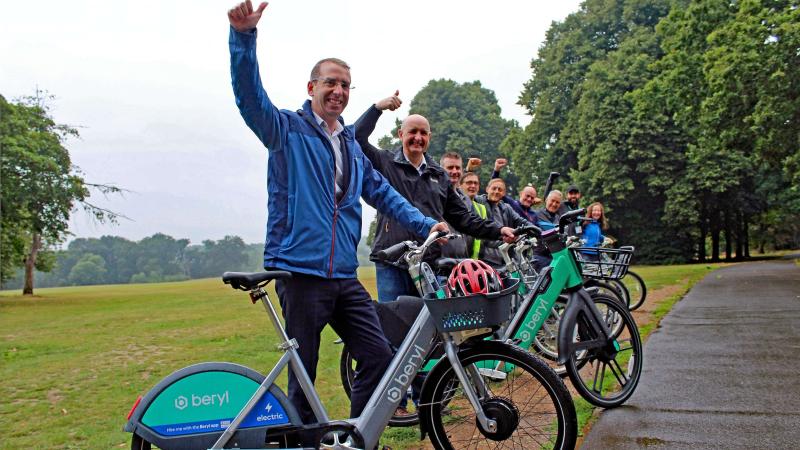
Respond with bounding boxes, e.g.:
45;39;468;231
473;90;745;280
4;257;796;449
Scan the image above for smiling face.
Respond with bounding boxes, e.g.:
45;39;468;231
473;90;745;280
567;190;581;204
307;61;351;126
486;179;506;203
442;156;463;186
519;186;537;208
590;203;604;220
460;173;480;199
398;115;431;159
546;192;562;213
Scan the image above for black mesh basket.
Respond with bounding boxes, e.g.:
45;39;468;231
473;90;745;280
571;246;634;280
424;279;520;333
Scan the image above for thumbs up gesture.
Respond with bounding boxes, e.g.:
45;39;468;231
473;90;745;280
228;1;269;32
376;90;402;111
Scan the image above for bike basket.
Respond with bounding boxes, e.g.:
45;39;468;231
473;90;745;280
424;279;520;333
571;247;633;280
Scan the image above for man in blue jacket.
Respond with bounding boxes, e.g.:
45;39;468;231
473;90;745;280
228;1;448;424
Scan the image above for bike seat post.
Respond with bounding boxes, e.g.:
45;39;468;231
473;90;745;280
253;287;295;350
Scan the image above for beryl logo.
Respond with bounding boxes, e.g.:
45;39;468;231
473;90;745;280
174;396;189;410
174;391;230;410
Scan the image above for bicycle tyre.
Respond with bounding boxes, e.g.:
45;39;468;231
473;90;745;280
339;346;420;427
131;434;151;450
420;340;577;450
622;271;647;311
565;295;643;408
587;280;630;308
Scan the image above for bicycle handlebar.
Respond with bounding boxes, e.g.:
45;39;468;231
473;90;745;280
513;224;543;237
374;231;452;264
375;241;409;262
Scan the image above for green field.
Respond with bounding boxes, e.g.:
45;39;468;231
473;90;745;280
1;264;720;449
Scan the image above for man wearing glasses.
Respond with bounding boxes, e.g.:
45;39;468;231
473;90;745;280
227;1;448;424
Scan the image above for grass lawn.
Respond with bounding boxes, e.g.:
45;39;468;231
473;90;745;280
1;263;722;449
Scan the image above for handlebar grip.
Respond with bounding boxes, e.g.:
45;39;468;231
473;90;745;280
513;225;542;237
375;241;409;262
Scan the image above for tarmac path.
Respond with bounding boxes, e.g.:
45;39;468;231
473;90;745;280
581;256;800;449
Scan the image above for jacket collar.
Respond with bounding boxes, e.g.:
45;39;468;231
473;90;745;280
390;147;444;176
299;100;351;140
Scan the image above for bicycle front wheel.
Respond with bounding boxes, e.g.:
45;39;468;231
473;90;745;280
565;295;643;408
420;340;577;450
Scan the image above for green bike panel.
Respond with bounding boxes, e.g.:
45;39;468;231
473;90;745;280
141;371;289;436
513;248;583;351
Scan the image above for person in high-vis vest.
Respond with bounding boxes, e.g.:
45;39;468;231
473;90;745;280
459;172;488;259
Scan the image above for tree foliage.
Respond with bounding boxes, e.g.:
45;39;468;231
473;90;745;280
0;233;264;290
510;0;799;262
0;91;122;293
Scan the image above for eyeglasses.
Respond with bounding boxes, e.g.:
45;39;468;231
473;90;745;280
311;77;354;90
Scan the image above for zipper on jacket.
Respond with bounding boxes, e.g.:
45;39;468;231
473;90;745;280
329;208;339;278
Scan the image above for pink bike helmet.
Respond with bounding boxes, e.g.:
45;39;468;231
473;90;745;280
447;259;504;297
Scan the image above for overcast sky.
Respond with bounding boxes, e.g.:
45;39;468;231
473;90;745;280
1;0;582;245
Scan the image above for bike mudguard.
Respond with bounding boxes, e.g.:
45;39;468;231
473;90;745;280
124;362;302;449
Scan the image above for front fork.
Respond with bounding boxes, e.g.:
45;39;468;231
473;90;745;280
556;288;616;366
442;337;497;433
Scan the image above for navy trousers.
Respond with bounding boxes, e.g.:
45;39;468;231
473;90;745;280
275;273;393;424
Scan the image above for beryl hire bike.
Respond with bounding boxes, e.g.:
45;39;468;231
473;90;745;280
123;231;578;450
499;209;644;407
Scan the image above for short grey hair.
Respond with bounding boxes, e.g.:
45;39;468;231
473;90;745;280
310;58;350;80
547;190;563;201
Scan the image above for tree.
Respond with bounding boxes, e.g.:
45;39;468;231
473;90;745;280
0;91;122;294
184;236;249;279
131;233;189;282
67;253;107;285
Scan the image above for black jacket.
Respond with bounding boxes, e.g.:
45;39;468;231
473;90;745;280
355;105;502;263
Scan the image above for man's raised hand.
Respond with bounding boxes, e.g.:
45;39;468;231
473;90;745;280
228;1;268;32
466;158;482;172
376;90;402;111
494;158;508;172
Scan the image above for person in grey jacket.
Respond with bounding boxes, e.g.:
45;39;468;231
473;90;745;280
475;178;532;268
354;91;515;303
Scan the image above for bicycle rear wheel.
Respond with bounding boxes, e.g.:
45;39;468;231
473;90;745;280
131;434;150;450
420;340;577;450
622;271;647;311
565;295;642;408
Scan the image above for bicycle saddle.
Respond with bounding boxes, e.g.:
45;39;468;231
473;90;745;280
222;271;292;290
435;258;462;273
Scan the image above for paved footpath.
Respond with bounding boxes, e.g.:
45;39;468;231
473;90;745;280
581;256;800;449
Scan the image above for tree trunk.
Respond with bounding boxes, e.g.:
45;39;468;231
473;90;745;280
23;232;41;295
698;204;707;262
724;209;733;261
735;211;744;260
711;209;720;262
743;215;750;258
